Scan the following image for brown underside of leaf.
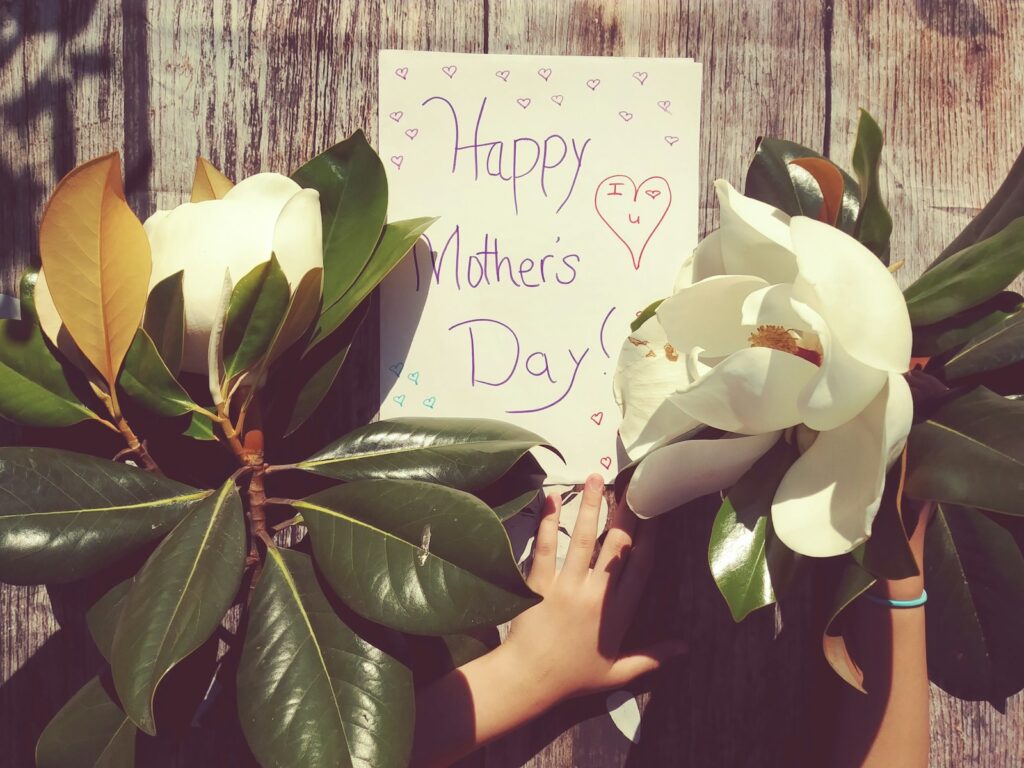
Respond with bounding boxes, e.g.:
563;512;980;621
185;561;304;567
191;157;235;202
790;157;845;227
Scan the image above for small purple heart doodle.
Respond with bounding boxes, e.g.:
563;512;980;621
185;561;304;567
441;64;457;78
551;94;564;106
405;128;419;140
657;100;671;112
618;110;634;122
586;78;601;91
537;67;552;81
390;155;404;169
517;97;531;109
633;71;648;85
394;67;408;80
664;135;679;146
389;110;403;122
495;69;510;81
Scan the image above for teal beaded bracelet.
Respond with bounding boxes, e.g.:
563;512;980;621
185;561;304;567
863;589;928;608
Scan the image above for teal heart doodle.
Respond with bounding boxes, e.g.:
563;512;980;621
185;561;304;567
408;371;420;385
393;394;406;406
423;396;437;409
389;362;404;377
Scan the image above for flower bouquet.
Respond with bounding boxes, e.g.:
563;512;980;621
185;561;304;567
615;111;1024;701
0;133;553;767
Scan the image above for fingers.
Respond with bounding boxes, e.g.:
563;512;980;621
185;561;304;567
594;494;639;582
606;639;688;688
527;493;562;592
561;474;606;582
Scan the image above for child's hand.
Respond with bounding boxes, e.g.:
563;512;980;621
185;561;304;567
502;473;688;703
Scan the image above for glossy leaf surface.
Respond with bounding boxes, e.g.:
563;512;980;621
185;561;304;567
904;387;1024;516
237;547;414;768
0;272;97;427
35;674;136;768
822;559;876;692
941;309;1024;380
88;578;132;662
926;504;1024;701
222;256;290;381
911;292;1022;358
310;216;435;347
143;271;185;375
295;417;553;492
850;109;893;263
110;480;245;735
0;448;208;584
292;131;388;310
119;329;199;417
709;439;800;622
38;152;150;389
297;479;539;634
903;217;1024;326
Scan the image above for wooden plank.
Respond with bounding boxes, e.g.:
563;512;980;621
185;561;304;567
484;1;828;765
828;5;1024;765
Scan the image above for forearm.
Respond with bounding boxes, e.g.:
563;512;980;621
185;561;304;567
410;643;557;768
832;573;929;768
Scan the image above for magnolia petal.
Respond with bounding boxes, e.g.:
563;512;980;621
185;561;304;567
669;347;818;434
715;180;798;284
790;298;888;431
790;216;911;373
740;283;807;331
772;373;912;557
221;172;305;212
627;431;780;518
613;317;697;459
673;229;725;291
657;275;768;358
271;188;324;286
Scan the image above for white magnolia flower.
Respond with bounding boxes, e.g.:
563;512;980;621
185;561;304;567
35;173;323;376
615;180;913;557
145;173;323;373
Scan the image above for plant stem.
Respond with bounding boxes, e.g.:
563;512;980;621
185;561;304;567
92;382;162;473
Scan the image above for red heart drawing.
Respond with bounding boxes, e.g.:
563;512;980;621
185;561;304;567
591;411;604;426
517;97;531;109
600;456;613;470
441;65;457;78
551;94;564;105
538;67;552;81
390;155;404;170
657;100;671;112
395;67;408;80
405;128;419;140
633;71;648;85
586;78;601;90
389;111;403;122
664;135;679;146
618;110;633;122
496;70;510;81
594;175;672;270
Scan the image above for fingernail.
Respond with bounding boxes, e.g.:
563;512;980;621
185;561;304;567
586;474;604;492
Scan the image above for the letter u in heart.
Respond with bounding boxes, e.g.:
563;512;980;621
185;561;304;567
594;175;672;270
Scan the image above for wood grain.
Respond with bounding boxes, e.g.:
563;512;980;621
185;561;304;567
1;1;1022;766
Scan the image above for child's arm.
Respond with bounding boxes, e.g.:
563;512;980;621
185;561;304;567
410;474;686;768
831;503;933;768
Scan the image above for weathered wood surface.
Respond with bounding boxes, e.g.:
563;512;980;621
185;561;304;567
1;1;1022;766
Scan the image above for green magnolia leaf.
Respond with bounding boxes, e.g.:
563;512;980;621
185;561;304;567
631;299;664;332
119;328;203;417
296;479;539;634
0;272;98;428
88;578;132;662
852;463;918;580
850;109;893;263
904;387;1024;516
932;145;1024;266
0;448;209;584
144;271;185;376
911;292;1022;357
237;547;414;768
903;217;1024;326
822;559;876;692
941;309;1024;381
36;674;136;768
293;417;555;492
223;256;291;381
277;297;369;438
473;453;546;521
744;137;860;234
110;480;245;735
926;504;1024;701
292;130;389;311
310;216;436;348
709;439;800;622
184;411;217;441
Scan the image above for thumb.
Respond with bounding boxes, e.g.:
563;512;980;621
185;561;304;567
606;639;688;687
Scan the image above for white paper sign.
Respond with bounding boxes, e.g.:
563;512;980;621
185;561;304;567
378;50;701;483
